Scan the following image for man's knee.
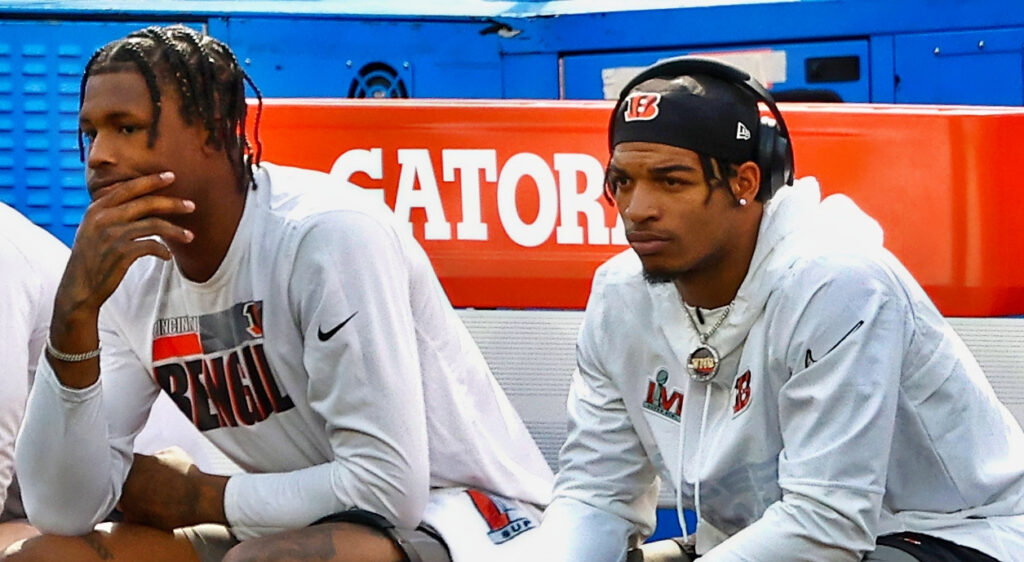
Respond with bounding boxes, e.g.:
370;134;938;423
0;542;37;562
223;523;404;562
0;535;73;562
221;542;254;562
0;525;200;562
0;536;75;562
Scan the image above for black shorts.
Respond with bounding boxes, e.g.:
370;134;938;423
870;532;1000;562
312;509;452;562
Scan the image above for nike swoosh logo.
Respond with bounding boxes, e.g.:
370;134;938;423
317;311;359;342
804;320;864;368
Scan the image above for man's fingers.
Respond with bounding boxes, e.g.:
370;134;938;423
58;219;189;311
104;236;181;272
117;194;196;223
57;172;192;318
95;171;176;207
121;217;195;246
118;238;176;267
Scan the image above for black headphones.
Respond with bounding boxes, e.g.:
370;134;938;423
612;56;795;199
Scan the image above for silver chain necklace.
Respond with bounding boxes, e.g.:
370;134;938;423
684;302;734;382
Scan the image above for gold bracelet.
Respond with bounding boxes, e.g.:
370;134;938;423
46;336;102;362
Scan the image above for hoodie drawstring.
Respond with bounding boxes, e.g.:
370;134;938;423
675;403;689;543
676;383;713;546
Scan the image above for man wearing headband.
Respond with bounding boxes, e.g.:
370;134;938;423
536;57;1024;561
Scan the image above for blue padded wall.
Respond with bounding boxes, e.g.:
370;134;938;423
0;20;185;245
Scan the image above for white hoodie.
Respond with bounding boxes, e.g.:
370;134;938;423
542;178;1024;561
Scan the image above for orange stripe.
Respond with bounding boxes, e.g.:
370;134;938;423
152;333;203;362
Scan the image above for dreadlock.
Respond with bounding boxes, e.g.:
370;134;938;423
79;24;263;192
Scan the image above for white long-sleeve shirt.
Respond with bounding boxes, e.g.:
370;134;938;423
543;178;1024;561
0;203;68;521
17;163;552;543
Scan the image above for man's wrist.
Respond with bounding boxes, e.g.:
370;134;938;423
45;300;103;388
49;299;101;352
46;336;102;362
196;472;230;526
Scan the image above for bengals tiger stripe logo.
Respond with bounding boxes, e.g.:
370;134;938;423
623;93;662;122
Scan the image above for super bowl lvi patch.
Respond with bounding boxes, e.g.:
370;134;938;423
466;489;535;545
419;486;544;559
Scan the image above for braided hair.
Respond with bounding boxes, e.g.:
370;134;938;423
79;24;263;192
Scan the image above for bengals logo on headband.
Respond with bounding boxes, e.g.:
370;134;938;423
623;93;662;122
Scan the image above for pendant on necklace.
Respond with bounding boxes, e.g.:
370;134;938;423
686;344;721;382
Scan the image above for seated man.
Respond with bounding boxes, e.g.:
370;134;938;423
539;56;1024;561
0;202;69;551
8;25;552;562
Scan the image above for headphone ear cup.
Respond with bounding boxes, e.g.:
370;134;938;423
757;116;778;197
756;115;793;199
773;134;792;191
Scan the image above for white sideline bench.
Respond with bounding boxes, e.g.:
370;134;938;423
198;311;1024;505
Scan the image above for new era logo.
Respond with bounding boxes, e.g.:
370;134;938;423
736;122;751;140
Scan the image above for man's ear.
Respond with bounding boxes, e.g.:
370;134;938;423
731;161;761;203
200;120;226;156
201;101;225;155
201;136;220;155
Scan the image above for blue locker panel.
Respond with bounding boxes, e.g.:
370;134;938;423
220;17;506;99
894;28;1024;106
868;35;896;103
0;20;191;244
561;39;871;102
501;52;560;99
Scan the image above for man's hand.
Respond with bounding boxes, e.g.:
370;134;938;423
119;447;229;531
60;171;195;309
48;171;195;388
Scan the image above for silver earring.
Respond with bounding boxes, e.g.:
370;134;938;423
739;198;748;206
